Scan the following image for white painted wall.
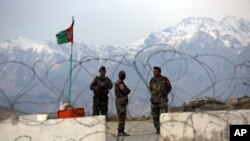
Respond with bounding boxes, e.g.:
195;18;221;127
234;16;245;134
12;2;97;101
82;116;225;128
160;110;250;141
0;116;106;141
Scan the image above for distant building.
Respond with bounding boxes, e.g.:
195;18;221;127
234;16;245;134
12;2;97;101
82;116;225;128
183;96;223;112
225;96;250;105
225;98;239;105
184;96;221;106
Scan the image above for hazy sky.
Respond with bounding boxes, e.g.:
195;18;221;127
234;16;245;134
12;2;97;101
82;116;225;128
0;0;249;45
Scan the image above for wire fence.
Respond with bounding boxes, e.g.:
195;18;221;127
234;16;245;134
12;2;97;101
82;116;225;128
0;43;250;140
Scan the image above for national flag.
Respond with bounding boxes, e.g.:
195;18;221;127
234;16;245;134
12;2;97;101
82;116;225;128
56;18;74;44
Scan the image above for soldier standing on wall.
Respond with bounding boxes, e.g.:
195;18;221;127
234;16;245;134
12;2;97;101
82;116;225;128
149;66;172;134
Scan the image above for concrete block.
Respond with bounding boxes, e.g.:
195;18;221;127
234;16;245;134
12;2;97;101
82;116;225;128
160;110;250;141
19;114;48;122
0;116;106;141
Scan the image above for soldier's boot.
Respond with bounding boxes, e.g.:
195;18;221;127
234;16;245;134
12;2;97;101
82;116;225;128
155;128;160;134
118;129;130;136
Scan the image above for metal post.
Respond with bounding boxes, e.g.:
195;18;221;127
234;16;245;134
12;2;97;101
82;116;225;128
68;41;73;104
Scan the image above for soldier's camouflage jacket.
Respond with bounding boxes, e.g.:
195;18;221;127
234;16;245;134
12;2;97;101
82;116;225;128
90;76;113;95
149;75;172;103
115;79;130;105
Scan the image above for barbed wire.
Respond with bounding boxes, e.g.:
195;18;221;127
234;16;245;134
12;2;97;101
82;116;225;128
0;44;250;140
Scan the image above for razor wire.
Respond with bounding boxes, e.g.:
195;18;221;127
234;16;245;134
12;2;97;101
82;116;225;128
0;43;250;140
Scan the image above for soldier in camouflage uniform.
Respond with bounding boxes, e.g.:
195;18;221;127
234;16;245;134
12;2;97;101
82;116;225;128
90;66;113;117
149;66;172;134
115;71;130;136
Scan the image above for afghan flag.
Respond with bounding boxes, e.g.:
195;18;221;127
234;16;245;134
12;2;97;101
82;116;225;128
56;18;74;44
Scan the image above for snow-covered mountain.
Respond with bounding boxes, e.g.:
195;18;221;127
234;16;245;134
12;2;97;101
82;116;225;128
0;16;250;116
136;16;250;48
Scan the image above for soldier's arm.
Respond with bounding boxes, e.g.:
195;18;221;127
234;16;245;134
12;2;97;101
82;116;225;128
107;78;113;90
90;77;98;91
115;81;119;94
164;77;172;93
149;78;154;93
119;82;130;95
123;84;130;95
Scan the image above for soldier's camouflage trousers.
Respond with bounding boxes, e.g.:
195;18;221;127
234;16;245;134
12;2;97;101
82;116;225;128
93;94;109;116
151;98;168;130
116;103;127;130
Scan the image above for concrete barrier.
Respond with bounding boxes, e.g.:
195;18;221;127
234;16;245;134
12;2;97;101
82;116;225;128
0;115;106;141
19;114;48;122
160;110;250;141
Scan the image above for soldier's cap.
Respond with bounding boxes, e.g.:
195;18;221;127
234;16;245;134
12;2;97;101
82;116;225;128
99;66;106;72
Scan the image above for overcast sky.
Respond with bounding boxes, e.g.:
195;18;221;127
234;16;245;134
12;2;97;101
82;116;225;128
0;0;249;45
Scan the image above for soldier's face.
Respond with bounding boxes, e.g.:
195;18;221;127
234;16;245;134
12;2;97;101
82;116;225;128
100;70;106;76
153;69;160;77
119;73;126;80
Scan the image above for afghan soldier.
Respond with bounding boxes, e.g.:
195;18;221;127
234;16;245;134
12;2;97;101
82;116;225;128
149;66;172;134
90;66;113;118
115;71;130;136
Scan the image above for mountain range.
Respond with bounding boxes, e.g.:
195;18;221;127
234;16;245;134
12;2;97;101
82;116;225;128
0;16;250;116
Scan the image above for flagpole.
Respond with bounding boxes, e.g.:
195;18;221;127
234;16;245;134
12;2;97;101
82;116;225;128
68;41;73;104
68;17;74;105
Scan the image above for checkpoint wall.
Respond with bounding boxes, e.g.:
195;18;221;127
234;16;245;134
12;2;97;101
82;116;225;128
160;110;250;141
0;115;106;141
